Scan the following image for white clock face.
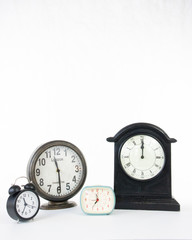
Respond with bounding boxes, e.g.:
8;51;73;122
120;135;165;180
16;191;39;219
34;145;84;198
81;186;115;214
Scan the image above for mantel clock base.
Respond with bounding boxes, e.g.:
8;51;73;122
115;196;180;211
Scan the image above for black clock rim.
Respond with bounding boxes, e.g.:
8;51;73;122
27;140;87;202
14;190;40;221
119;133;166;182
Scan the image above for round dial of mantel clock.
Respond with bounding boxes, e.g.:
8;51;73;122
27;140;87;209
120;135;165;180
80;186;115;215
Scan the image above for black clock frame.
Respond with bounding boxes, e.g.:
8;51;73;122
107;122;180;211
7;189;40;221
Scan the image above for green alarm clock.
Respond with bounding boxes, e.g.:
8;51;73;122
80;186;115;215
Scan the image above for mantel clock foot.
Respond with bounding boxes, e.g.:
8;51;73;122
115;196;180;211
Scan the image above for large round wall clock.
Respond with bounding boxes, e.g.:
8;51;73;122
27;140;87;210
107;123;180;211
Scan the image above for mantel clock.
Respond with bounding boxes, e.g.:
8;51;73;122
107;123;180;211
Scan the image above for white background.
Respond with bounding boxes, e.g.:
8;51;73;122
0;0;192;239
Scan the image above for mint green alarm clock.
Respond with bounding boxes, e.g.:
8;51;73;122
80;186;115;215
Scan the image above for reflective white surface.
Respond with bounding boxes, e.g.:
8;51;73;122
1;200;192;240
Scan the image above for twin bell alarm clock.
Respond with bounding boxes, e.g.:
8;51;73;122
7;177;40;221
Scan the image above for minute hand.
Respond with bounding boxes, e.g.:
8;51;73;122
54;157;61;191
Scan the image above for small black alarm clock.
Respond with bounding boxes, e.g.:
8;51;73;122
7;177;40;221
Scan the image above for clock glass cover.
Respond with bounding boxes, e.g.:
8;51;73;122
34;145;83;198
120;135;165;180
27;141;87;203
16;191;39;219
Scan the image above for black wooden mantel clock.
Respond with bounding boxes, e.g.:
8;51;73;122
107;123;180;211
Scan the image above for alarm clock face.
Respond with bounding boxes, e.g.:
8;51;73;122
28;141;87;202
16;191;40;220
120;135;165;180
80;186;115;215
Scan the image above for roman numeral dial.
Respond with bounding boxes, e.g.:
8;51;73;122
120;135;165;180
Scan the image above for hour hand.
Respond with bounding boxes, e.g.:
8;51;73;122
92;194;99;209
141;139;144;159
23;198;27;206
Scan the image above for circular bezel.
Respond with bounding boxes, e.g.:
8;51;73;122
15;190;40;221
27;140;87;202
119;134;166;181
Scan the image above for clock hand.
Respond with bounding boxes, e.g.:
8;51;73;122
141;139;144;159
92;193;99;209
22;204;27;215
94;194;99;204
54;156;60;171
23;198;27;206
53;157;61;192
23;198;36;209
26;204;36;209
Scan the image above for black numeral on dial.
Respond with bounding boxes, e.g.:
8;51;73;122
66;183;70;190
45;151;51;158
36;168;40;176
57;186;61;194
71;155;76;163
39;178;44;186
47;185;52;192
54;148;60;155
38;158;46;166
72;176;76;183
